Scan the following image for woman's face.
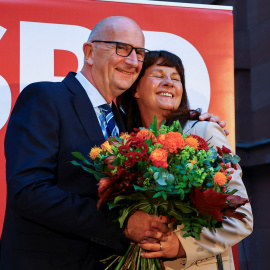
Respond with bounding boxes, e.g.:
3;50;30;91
134;61;183;116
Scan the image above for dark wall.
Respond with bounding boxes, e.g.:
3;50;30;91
152;1;270;269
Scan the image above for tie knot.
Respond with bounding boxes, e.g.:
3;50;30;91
99;104;112;113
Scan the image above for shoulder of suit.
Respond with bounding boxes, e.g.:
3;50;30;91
21;79;67;97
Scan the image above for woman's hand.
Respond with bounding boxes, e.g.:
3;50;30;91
139;226;186;259
199;112;229;136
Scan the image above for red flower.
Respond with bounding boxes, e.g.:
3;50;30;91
231;163;238;170
222;145;231;154
186;134;209;151
140;151;149;161
128;136;143;147
217;146;223;156
137;142;149;153
119;144;130;154
217;145;232;156
104;156;116;164
97;169;138;210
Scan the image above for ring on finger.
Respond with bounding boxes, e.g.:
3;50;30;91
159;243;163;251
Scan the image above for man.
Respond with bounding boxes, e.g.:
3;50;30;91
1;16;170;270
0;16;226;269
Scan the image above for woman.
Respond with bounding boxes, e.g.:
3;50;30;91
117;51;253;270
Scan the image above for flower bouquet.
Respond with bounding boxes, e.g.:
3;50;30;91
71;118;249;269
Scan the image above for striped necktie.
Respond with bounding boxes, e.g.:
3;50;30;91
99;104;119;140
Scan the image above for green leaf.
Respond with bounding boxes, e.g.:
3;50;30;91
183;233;192;238
69;160;103;180
231;155;241;164
192;232;201;240
176;121;183;135
118;200;153;228
228;189;238;195
149;116;158;137
133;185;147;191
192;226;201;233
153;191;162;198
181;226;191;231
107;201;117;210
71;152;91;165
161;191;167;201
222;154;232;164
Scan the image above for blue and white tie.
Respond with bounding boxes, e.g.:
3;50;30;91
99;104;119;140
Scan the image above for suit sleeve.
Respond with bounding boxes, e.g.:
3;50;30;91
5;83;129;251
172;121;253;269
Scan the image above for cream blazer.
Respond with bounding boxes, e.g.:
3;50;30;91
164;121;253;270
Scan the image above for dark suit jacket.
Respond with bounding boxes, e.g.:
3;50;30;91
0;72;129;270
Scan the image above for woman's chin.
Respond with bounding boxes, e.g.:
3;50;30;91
157;104;176;112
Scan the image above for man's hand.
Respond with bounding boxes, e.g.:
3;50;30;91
124;211;170;243
199;112;229;136
139;229;186;259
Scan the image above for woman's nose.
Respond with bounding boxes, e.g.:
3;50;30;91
161;77;174;86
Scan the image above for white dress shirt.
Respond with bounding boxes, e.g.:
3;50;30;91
75;71;119;137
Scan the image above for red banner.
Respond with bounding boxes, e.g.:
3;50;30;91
0;0;235;263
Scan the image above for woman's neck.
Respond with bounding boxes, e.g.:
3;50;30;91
141;111;167;129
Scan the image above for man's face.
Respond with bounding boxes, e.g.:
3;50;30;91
88;21;145;103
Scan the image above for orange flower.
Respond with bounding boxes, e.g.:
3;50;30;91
157;134;166;145
213;172;227;186
101;141;113;154
189;159;197;166
119;133;131;139
137;129;157;143
150;148;168;168
185;137;199;150
89;146;102;160
163;132;185;153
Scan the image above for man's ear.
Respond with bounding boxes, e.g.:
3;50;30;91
83;42;94;65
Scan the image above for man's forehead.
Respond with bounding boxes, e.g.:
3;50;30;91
101;20;145;47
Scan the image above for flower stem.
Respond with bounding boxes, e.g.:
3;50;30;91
114;244;134;270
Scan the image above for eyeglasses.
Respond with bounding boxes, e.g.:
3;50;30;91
91;40;150;62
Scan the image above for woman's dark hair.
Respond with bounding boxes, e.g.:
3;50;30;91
116;50;201;132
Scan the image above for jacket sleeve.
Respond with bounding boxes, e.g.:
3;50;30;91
171;121;253;269
5;83;129;251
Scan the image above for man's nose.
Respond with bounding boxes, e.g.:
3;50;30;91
124;49;139;66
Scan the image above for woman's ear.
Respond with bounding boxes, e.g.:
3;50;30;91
133;90;140;98
83;42;94;65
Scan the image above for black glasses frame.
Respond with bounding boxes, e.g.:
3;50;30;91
91;40;150;62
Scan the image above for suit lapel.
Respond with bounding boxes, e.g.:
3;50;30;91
63;72;105;146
